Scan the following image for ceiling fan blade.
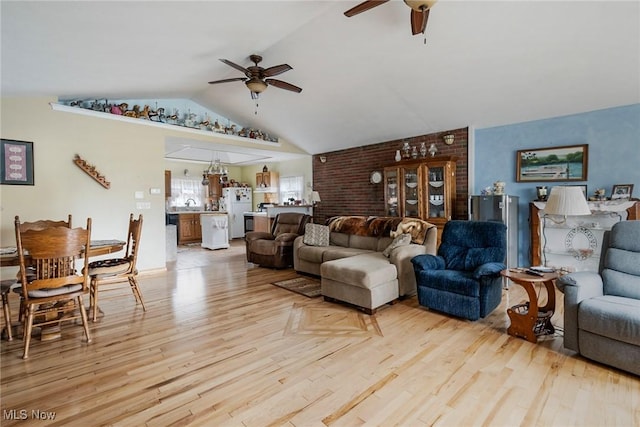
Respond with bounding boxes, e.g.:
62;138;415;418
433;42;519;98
410;8;429;35
265;79;302;93
219;59;249;74
344;0;389;17
263;64;292;78
208;77;247;85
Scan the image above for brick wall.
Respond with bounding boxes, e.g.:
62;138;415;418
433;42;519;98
312;127;469;224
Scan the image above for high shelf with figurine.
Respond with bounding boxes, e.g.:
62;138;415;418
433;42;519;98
529;200;640;271
383;156;456;240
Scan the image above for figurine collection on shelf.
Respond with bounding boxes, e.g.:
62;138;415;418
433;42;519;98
62;99;279;142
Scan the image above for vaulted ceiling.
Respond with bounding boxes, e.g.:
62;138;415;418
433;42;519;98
2;1;639;163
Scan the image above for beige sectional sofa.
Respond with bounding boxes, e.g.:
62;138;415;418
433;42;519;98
293;216;437;313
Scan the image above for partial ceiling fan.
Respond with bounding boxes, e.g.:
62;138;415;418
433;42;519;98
344;0;437;37
208;54;302;99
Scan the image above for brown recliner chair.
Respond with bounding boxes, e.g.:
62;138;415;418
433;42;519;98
245;213;311;269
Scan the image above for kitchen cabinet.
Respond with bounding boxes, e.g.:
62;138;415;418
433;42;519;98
383;156;456;239
529;200;639;271
164;170;171;198
207;174;223;207
177;213;202;244
256;171;279;189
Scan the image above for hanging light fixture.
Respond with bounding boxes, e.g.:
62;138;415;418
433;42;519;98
202;152;229;186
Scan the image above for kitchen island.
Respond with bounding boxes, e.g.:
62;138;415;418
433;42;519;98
244;205;313;233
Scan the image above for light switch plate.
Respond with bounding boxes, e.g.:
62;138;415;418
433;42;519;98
136;202;151;210
134;191;145;199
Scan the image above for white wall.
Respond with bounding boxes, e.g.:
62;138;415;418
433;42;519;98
242;157;313;205
1;97;312;279
1;97;167;278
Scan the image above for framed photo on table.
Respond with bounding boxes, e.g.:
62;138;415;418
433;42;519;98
611;184;634;200
0;139;34;185
516;144;588;182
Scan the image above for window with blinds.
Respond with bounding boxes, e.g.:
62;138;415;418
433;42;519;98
279;176;304;203
170;178;207;208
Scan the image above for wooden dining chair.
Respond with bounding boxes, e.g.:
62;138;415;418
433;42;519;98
11;214;74;324
88;214;145;321
14;216;93;359
1;279;19;341
17;214;72;232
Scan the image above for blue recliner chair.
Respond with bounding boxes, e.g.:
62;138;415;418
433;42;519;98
411;220;507;320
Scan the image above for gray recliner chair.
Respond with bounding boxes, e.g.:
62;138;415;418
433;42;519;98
556;220;640;376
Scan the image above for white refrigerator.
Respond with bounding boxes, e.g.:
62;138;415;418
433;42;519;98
221;188;252;239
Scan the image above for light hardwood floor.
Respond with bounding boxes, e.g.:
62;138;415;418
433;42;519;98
1;240;638;426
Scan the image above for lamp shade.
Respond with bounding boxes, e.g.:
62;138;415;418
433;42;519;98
543;186;591;216
311;191;321;203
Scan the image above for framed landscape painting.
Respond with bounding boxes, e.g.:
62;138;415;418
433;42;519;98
516;144;588;182
1;139;34;185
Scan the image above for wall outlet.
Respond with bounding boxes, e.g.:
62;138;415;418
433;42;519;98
150;188;162;195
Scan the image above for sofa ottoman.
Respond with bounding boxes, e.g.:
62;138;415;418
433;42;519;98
321;253;399;314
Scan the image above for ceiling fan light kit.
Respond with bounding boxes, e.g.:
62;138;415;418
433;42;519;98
345;0;437;37
245;78;267;94
404;0;437;11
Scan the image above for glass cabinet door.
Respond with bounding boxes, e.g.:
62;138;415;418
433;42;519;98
384;169;399;217
401;165;420;218
426;166;446;219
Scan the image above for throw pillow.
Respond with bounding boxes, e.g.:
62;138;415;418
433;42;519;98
382;233;412;257
303;223;330;246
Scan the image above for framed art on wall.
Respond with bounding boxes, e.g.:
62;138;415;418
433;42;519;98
516;144;588;182
1;139;34;185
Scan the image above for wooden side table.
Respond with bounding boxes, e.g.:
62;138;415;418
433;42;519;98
500;269;559;343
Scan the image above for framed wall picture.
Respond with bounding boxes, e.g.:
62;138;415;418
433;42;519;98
1;139;34;185
516;144;588;182
611;184;633;200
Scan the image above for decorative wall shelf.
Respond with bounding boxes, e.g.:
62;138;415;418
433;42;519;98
50;103;282;148
74;154;110;189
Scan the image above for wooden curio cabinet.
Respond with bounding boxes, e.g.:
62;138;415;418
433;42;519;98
384;156;457;237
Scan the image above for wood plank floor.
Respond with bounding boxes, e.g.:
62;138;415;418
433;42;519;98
1;240;638;426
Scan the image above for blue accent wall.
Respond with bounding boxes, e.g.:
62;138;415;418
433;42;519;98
474;104;640;266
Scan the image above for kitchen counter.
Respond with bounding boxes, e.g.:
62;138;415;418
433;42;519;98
243;206;313;233
166;211;229;245
168;211;228;215
265;205;313;218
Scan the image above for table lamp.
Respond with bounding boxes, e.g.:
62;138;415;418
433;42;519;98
542;186;591;266
311;191;321;206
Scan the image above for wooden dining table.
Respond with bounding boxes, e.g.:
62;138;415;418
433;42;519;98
0;239;125;267
1;239;125;341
